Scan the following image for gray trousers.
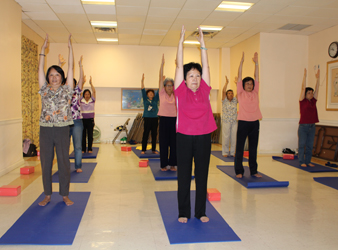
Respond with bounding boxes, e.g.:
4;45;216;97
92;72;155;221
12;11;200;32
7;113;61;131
222;121;238;156
40;126;70;196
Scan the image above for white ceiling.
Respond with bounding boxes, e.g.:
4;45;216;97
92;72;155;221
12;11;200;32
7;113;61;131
16;0;338;48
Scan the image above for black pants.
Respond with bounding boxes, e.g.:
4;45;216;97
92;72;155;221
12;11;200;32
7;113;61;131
235;120;260;175
177;133;211;219
142;117;158;152
40;126;70;196
159;116;177;169
82;118;94;152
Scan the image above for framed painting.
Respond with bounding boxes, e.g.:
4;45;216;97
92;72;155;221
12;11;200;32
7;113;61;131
327;60;338;111
121;88;159;111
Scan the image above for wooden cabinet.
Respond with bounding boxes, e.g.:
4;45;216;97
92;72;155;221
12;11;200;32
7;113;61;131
313;125;338;161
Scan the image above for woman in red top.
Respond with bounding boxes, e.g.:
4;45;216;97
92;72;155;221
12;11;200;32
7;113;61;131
298;68;320;167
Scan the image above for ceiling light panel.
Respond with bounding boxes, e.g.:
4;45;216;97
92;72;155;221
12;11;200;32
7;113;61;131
97;38;118;42
91;21;117;27
199;25;223;31
183;41;200;45
82;0;115;5
83;4;116;15
216;1;254;12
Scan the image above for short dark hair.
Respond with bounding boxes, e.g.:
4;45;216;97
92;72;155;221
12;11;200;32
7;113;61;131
46;65;65;85
146;89;155;96
242;77;255;90
226;89;233;95
183;63;202;80
163;78;174;86
65;78;77;88
305;87;314;96
83;89;91;98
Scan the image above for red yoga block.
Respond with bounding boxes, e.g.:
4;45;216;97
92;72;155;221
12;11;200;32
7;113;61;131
139;160;148;167
121;146;132;151
207;188;221;201
20;166;35;175
37;150;40;156
283;154;294;160
0;185;21;196
243;151;249;157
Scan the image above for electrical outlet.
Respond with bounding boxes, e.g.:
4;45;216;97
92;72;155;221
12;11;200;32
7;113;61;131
110;124;114;128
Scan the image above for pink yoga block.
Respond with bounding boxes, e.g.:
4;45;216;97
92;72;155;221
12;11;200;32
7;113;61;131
20;166;35;175
283;154;294;160
207;188;221;201
139;160;148;167
0;185;21;196
121;146;132;151
243;151;249;157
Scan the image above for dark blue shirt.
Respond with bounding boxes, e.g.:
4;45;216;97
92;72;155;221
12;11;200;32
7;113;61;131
142;88;159;118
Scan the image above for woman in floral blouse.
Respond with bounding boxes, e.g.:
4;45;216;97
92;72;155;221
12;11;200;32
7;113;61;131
222;76;238;157
38;34;74;206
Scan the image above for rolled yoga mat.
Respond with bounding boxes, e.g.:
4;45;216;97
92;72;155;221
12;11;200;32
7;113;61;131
272;156;338;173
0;192;90;245
69;147;99;159
217;165;289;188
155;190;241;244
52;162;97;183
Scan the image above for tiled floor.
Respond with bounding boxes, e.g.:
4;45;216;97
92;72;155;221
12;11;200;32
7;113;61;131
0;143;338;250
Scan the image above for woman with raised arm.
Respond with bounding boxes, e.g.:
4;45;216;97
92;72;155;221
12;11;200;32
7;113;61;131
81;76;96;153
175;26;217;223
158;54;177;171
234;52;263;179
69;56;85;172
298;68;320;167
222;75;238;157
140;73;159;154
38;34;74;206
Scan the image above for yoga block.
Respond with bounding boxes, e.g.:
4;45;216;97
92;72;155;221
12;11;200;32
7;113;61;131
121;146;132;151
207;188;221;201
0;185;21;196
243;151;249;157
283;154;294;160
139;160;148;167
37;150;40;156
20;166;35;175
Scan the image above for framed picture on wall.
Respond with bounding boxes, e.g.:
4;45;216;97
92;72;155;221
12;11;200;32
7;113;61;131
326;60;338;111
121;88;159;111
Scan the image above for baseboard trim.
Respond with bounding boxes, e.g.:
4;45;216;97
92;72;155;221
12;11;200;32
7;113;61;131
0;158;24;177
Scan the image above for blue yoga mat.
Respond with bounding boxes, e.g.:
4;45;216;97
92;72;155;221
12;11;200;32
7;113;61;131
155;190;240;244
0;192;90;245
211;151;248;162
272;156;338;172
52;162;97;183
70;147;99;159
148;159;194;181
217;165;289;188
314;177;338;190
131;147;160;158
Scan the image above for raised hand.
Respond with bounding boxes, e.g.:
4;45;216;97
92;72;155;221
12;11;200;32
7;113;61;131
252;52;258;63
161;54;165;66
78;55;83;67
225;75;229;85
42;34;48;50
197;26;205;47
83;75;86;84
179;25;185;44
241;52;244;63
89;76;92;85
234;76;238;85
68;34;72;48
315;68;320;79
304;68;307;78
58;54;65;66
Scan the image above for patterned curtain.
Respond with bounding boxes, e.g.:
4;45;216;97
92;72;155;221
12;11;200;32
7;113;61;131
21;36;40;149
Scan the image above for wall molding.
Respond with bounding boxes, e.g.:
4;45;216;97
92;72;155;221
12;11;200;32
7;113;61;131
0;118;23;126
0;158;24;178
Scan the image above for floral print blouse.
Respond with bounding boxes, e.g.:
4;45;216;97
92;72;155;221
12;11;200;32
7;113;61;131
71;86;83;120
222;97;238;123
39;83;74;127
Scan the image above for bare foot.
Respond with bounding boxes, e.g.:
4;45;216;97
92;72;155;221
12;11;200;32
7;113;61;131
161;168;168;171
38;195;51;206
76;169;82;173
178;217;188;223
141;151;145;154
223;155;227;157
236;174;243;178
200;216;209;223
63;196;74;206
88;150;93;153
153;151;159;154
170;166;177;171
300;164;307;167
308;163;315;167
253;173;262;178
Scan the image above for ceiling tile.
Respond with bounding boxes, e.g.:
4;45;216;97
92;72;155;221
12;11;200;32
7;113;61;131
247;2;288;15
305;8;338;19
25;11;59;21
275;6;317;16
17;2;50;12
83;4;116;15
86;14;116;21
22;19;47;39
140;35;164;45
202;19;231;27
117;28;142;35
147;7;180;17
116;6;148;15
177;9;212;19
115;0;150;7
50;4;85;14
291;0;337;8
183;0;223;11
207;11;242;21
150;0;185;8
144;22;171;30
46;0;81;5
143;29;167;35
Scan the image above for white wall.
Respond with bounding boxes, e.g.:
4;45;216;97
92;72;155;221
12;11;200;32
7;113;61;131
0;0;24;177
